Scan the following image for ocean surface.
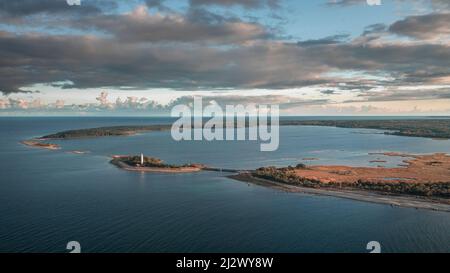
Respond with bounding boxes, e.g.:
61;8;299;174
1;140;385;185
0;116;449;253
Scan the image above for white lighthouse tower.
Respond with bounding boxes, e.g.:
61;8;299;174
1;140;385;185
140;153;144;165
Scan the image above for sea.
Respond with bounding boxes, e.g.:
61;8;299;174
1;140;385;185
0;116;449;253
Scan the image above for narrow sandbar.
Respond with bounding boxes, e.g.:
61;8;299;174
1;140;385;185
21;140;60;150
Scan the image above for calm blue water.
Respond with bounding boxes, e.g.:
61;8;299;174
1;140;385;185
0;117;449;253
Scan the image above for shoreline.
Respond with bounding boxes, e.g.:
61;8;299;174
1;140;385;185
229;173;450;212
35;119;450;141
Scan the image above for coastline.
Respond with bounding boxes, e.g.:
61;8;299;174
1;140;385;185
35;119;450;141
229;173;450;212
20;122;450;211
40;125;172;140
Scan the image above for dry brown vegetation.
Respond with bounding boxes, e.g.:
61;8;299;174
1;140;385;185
255;153;450;198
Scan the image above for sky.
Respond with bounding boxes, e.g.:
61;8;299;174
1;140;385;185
0;0;449;116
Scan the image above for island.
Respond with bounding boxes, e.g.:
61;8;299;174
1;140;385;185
110;155;205;173
41;125;172;139
21;140;60;150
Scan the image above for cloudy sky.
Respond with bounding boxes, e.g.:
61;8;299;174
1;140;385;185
0;0;449;115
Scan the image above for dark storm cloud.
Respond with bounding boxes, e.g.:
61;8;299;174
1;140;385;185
0;30;327;93
356;87;450;102
73;6;270;44
321;90;337;95
0;0;116;16
389;13;450;39
189;0;279;9
297;34;350;46
1;25;449;95
0;1;449;95
306;42;450;87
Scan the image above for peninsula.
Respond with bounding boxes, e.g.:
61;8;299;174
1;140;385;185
231;153;450;210
279;119;450;139
37;119;450;140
